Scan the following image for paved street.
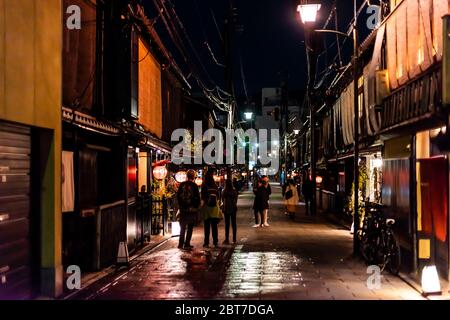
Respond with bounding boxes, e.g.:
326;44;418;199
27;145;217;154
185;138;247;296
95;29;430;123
71;184;423;300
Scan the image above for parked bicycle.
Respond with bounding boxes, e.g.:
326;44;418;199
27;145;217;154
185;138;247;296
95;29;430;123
359;203;401;275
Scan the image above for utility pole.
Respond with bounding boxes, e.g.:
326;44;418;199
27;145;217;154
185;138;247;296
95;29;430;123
306;49;318;218
224;0;235;129
310;97;316;217
281;80;289;184
352;0;360;255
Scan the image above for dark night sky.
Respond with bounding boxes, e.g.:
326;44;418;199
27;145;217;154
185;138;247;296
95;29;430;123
144;0;370;98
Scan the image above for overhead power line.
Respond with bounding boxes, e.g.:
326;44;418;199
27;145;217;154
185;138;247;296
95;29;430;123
147;0;234;112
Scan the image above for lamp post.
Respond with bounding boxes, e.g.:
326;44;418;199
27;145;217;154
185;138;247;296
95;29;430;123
298;0;359;253
297;2;322;217
240;111;254;188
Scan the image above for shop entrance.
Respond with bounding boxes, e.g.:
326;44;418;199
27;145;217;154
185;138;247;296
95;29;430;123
417;156;449;280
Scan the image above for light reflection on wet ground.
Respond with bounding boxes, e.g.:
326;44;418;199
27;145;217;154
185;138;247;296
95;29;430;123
219;246;307;297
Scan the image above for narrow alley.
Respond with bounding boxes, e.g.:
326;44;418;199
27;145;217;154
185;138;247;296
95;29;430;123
69;184;423;300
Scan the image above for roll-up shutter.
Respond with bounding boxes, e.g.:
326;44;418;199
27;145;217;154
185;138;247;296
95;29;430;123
0;122;34;299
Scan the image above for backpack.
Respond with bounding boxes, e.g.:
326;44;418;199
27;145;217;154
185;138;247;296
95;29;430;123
206;188;218;207
179;182;194;209
285;187;293;200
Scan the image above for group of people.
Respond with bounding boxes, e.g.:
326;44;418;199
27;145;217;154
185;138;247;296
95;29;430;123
175;170;314;250
176;169;239;250
252;176;272;227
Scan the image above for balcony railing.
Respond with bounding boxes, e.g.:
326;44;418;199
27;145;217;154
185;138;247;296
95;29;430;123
381;65;442;131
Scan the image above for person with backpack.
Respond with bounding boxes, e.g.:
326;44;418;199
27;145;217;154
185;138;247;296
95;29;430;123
176;170;201;250
201;169;222;248
222;179;238;244
253;176;272;227
284;179;299;219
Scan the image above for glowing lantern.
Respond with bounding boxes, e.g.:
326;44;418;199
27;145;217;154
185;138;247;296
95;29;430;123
195;177;203;187
171;221;181;237
153;166;168;180
213;175;221;183
174;171;187;183
421;265;441;296
371;158;383;169
297;4;321;24
316;176;323;184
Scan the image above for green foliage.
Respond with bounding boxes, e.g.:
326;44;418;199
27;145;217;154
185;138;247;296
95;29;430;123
346;160;368;227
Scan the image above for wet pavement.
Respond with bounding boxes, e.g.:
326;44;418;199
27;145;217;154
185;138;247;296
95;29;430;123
70;184;423;300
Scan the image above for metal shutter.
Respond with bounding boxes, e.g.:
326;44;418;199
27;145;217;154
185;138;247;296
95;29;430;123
0;122;33;300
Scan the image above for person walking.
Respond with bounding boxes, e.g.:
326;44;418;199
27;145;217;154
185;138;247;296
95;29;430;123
253;176;271;227
284;179;299;219
302;175;314;216
201;169;221;248
176;170;201;250
222;179;238;244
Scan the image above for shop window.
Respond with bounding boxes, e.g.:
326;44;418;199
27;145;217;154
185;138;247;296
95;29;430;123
416;130;430;159
366;153;382;203
138;151;148;192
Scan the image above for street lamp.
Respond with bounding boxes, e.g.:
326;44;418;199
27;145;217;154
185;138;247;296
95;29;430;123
298;0;360;254
297;4;321;24
298;2;321;217
244;112;254;121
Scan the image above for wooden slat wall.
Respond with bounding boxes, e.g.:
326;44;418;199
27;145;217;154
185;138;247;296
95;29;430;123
386;0;446;91
62;0;97;112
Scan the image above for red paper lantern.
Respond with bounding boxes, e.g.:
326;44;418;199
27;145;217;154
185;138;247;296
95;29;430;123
153;166;168;180
195;177;203;186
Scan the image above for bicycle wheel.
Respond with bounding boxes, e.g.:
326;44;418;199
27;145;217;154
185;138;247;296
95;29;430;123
386;232;401;275
360;232;375;264
374;234;388;272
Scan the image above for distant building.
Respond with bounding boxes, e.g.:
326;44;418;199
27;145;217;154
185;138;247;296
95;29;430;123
254;88;301;176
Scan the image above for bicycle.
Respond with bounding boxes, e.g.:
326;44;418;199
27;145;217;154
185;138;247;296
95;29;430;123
359;203;401;275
